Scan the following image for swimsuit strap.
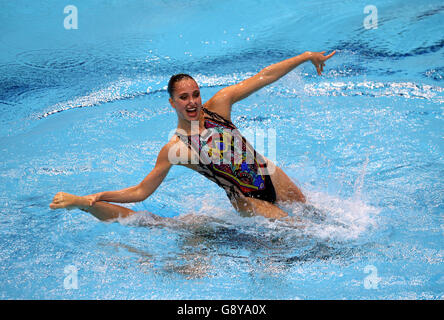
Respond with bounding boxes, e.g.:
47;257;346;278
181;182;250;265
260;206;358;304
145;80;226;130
174;130;190;145
202;107;236;129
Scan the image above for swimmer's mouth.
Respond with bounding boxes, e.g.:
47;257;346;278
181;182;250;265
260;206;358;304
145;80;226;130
186;107;198;115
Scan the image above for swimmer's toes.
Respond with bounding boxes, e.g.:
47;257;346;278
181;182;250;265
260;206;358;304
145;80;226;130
50;202;65;209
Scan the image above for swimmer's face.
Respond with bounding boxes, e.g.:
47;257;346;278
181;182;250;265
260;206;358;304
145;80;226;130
169;78;202;122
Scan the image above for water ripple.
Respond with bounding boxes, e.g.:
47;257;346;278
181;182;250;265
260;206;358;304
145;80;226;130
16;49;95;70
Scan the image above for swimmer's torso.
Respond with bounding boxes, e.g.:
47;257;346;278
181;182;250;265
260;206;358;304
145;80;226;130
174;107;277;203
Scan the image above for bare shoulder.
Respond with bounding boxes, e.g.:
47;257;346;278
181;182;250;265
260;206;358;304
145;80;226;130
158;134;190;166
204;87;233;121
164;134;182;150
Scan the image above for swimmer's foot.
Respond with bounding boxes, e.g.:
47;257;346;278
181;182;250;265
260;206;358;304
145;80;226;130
50;192;137;221
49;192;89;210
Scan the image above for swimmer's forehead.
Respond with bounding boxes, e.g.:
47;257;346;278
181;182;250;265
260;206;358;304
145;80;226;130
174;79;200;95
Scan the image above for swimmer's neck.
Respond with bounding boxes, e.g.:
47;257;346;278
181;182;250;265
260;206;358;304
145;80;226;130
176;116;205;135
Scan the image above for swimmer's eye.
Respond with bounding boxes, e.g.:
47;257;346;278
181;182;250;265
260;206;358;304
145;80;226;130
179;92;199;100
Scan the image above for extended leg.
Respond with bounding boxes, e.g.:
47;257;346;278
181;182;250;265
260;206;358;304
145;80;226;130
79;201;136;221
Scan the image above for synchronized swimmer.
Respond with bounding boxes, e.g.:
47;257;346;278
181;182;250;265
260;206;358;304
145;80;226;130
50;50;336;221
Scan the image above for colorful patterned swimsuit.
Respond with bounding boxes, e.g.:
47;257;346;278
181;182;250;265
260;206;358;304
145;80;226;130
176;107;277;203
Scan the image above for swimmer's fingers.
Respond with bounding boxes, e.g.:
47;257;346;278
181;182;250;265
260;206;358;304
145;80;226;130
315;64;322;76
309;53;323;75
83;194;99;206
83;196;94;206
323;50;336;61
313;50;336;75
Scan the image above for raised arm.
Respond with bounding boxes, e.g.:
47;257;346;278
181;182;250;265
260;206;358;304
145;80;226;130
205;50;336;119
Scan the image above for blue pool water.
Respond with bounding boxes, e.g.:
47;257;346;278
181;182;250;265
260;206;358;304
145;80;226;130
0;0;443;299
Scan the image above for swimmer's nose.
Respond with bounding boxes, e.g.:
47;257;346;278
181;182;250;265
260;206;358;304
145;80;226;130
188;96;196;105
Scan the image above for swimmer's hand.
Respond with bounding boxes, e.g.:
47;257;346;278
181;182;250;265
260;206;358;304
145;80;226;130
83;193;102;206
307;50;336;75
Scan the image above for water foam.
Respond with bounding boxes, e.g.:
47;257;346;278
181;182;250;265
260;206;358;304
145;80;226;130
115;187;379;246
293;191;380;241
272;79;444;103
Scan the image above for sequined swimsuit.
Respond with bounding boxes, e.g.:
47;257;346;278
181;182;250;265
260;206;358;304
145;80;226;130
175;107;277;203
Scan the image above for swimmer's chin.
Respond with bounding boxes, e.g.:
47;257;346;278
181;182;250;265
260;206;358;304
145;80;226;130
186;115;199;121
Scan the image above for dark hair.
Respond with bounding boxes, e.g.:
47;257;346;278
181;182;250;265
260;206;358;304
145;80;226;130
167;73;195;98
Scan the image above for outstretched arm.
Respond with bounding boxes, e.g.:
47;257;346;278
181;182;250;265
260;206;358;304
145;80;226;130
205;50;336;119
